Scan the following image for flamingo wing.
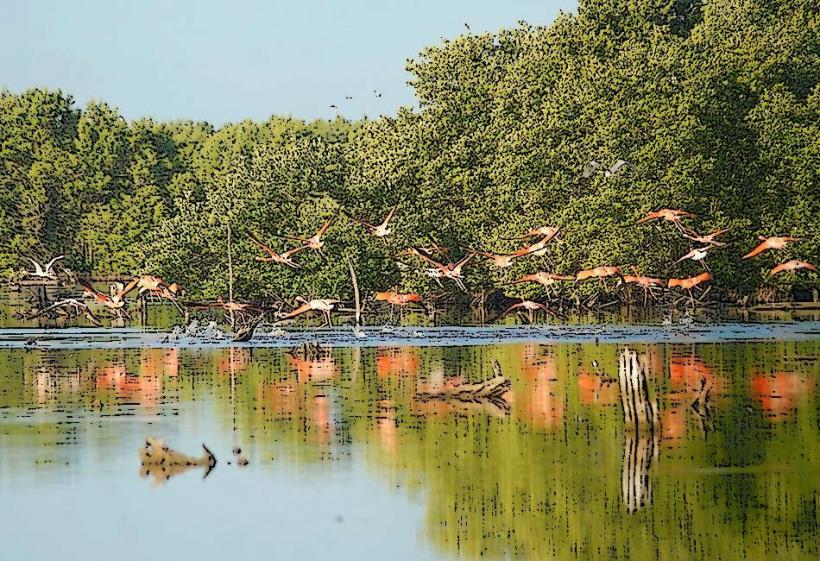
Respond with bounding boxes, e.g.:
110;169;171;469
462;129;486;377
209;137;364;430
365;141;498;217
637;211;661;224
382;205;398;226
282;244;311;259
742;240;771;259
247;232;279;258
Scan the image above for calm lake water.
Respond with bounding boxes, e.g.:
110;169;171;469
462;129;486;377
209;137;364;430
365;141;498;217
1;321;818;561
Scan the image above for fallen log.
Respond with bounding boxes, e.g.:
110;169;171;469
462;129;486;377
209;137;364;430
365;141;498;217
415;360;511;404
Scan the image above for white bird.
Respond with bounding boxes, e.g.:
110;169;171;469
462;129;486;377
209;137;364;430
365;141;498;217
583;159;629;179
26;256;64;278
676;247;712;270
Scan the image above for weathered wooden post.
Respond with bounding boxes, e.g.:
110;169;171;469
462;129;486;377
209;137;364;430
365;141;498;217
618;347;660;512
618;348;658;431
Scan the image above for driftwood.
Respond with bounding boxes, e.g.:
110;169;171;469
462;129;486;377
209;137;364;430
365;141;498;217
232;312;268;342
415;360;511;409
139;437;216;484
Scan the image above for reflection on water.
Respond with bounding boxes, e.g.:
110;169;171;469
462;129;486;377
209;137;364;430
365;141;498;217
0;339;818;560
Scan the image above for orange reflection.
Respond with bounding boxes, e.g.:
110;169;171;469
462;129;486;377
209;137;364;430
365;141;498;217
288;354;337;383
140;348;179;378
257;380;300;420
376;347;420;378
577;368;618;405
518;346;564;430
313;395;334;444
376;400;398;455
217;347;251;377
95;361;161;407
751;372;812;420
668;352;723;403
661;408;686;441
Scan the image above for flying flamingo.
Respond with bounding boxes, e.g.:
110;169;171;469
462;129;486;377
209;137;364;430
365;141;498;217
618;269;664;305
374;291;423;306
513;272;574;287
512;272;574;297
276;298;341;327
408;249;475;291
675;246;712;271
500;298;560;323
247;232;309;268
668;272;712;303
26;298;102;326
576;266;624;283
122;275;180;298
637;209;694;231
681;228;730;247
768;260;817;277
78;279;130;317
25;255;64;279
346;206;398;240
375;291;423;322
513;229;561;258
742;236;801;259
273;219;333;254
121;275;184;312
505;225;561;241
469;248;521;268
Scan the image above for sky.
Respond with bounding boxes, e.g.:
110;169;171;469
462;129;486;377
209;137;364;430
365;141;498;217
0;0;577;125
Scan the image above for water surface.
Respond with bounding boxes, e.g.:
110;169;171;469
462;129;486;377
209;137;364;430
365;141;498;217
0;329;818;560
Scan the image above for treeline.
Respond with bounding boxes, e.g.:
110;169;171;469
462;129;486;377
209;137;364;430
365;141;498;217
1;0;817;304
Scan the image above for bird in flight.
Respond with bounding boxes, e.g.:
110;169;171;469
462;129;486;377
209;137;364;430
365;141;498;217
26;298;102;326
469;248;521;269
501;298;560;323
576;266;624;282
346;206;398;240
742;236;801;259
273;219;333;254
405;248;475;291
374;291;422;306
583;159;629;178
506;225;561;241
619;269;664;305
676;247;713;270
681;227;730;247
78;279;129;316
668;271;712;290
247;232;309;268
637;208;695;225
276;298;341;327
768;260;816;277
512;272;574;287
513;229;561;257
25;255;64;279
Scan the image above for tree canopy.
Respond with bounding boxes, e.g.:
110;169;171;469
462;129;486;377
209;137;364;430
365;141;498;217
1;0;817;304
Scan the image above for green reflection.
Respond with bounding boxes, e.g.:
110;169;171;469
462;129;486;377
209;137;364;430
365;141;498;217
0;341;817;560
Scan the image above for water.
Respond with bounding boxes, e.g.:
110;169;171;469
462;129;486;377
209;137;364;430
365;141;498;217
0;323;818;561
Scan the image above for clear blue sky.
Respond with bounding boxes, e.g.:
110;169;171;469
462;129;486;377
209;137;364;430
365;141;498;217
0;0;577;125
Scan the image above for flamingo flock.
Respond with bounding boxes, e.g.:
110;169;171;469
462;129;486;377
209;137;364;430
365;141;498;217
18;199;816;330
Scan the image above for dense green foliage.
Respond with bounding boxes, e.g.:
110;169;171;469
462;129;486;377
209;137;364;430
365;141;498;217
1;0;817;303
